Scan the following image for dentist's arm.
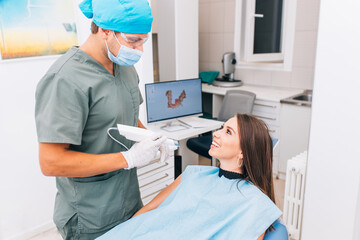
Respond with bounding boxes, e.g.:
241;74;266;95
132;175;182;217
138;119;146;129
39;143;127;177
39;134;166;177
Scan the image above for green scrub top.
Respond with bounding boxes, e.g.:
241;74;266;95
35;47;144;235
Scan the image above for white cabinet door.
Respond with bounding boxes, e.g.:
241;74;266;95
279;104;311;174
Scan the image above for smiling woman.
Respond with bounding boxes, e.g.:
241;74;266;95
209;117;242;169
96;114;281;240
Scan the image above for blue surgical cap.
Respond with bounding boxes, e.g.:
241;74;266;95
79;0;153;34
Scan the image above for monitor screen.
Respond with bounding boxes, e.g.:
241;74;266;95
145;78;202;123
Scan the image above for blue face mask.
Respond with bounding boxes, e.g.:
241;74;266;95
105;32;143;66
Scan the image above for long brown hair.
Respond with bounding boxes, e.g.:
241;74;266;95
236;113;275;204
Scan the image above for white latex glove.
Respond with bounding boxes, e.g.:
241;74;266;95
159;142;178;163
122;134;167;169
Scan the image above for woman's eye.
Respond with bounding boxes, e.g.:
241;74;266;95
226;129;231;135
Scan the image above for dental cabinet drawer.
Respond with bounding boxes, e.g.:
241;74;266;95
252;100;280;131
252;110;280;126
253;100;280;114
266;124;279;138
137;157;175;203
140;177;174;205
138;168;173;189
137;160;174;177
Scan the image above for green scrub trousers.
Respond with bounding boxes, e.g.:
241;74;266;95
35;47;143;239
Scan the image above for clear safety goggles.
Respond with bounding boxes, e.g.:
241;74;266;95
120;32;149;47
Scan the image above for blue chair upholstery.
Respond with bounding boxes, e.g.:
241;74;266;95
264;219;289;240
186;134;212;159
272;138;279;149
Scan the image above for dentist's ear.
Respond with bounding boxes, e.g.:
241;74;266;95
99;28;112;40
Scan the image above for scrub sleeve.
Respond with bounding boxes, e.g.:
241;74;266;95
35;47;144;239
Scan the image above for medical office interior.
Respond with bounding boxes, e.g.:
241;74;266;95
0;0;359;239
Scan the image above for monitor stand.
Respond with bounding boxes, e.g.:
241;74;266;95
160;120;190;132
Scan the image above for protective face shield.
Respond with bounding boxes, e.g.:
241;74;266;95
105;32;143;66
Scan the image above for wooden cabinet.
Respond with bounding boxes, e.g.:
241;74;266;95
137;158;174;204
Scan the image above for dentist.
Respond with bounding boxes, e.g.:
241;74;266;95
35;0;165;239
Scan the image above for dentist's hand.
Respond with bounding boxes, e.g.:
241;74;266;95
122;134;167;169
159;141;178;162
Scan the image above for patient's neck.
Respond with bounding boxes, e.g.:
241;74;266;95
219;161;242;174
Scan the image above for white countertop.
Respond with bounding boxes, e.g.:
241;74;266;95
202;83;304;102
147;116;223;140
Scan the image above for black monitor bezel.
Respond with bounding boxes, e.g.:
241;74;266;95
145;78;203;123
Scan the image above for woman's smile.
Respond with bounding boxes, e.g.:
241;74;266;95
211;140;220;149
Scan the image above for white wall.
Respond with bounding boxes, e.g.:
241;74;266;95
174;0;199;80
157;0;199;81
0;3;89;239
0;57;59;240
151;0;158;34
354;177;360;240
135;33;154;125
157;0;177;81
301;1;360;239
198;0;319;89
0;0;153;238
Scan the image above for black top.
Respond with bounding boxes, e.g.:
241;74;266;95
218;168;245;179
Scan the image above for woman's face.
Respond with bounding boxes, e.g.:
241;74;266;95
209;116;242;169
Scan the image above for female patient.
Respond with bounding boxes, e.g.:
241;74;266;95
98;114;281;240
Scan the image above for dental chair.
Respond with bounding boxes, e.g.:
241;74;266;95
264;219;289;240
186;90;256;161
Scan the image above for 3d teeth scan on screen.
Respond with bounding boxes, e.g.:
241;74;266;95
145;78;202;123
166;89;186;108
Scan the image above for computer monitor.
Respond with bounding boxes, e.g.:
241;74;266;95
145;78;202;124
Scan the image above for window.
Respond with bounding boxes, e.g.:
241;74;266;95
234;0;297;71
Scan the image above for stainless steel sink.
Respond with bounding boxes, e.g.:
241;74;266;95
293;94;312;102
280;90;312;107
